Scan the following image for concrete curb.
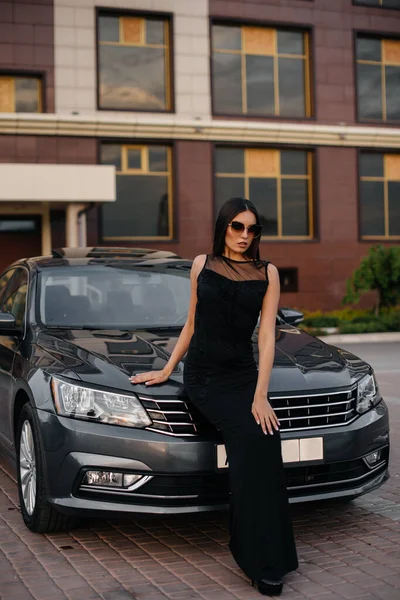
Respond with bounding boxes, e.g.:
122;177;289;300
318;332;400;344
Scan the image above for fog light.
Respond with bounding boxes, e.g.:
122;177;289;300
364;449;382;467
83;471;145;489
84;471;123;487
123;474;143;487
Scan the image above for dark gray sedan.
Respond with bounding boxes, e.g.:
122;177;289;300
0;247;390;532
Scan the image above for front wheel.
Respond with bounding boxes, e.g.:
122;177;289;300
16;403;78;533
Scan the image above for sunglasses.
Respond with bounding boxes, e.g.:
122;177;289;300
229;221;262;238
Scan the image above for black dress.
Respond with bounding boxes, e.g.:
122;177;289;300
183;254;298;581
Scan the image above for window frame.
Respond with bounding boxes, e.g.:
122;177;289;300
98;140;176;242
353;0;400;10
212;143;317;242
358;149;400;241
355;31;400;123
0;70;45;114
209;18;314;120
95;7;175;114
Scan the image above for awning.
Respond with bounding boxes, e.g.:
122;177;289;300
0;164;115;202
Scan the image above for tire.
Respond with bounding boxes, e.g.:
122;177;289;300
16;403;79;533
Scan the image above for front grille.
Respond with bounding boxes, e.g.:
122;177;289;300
270;388;358;432
140;388;358;437
139;394;218;437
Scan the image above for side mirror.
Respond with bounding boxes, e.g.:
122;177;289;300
0;312;19;335
278;307;304;326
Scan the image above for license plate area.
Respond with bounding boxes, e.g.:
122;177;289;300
217;437;324;469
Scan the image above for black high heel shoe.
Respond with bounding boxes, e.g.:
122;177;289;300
251;578;283;596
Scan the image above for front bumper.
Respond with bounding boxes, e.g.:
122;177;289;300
37;399;390;516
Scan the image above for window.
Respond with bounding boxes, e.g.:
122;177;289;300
211;24;311;117
279;268;298;293
0;75;42;113
354;1;400;8
356;36;400;121
101;143;173;240
1;269;28;328
97;12;172;111
214;147;313;239
359;152;400;239
0;218;39;233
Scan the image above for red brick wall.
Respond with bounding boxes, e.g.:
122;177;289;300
0;0;55;111
210;0;400;126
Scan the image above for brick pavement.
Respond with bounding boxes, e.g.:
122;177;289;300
1;398;399;600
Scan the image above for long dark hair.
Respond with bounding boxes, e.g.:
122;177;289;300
212;197;261;260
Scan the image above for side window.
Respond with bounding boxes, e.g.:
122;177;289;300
1;270;28;328
0;269;16;307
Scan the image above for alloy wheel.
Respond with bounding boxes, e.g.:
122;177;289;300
19;420;37;516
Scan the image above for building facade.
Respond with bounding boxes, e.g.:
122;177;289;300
0;0;400;310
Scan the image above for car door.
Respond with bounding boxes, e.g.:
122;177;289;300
0;268;28;450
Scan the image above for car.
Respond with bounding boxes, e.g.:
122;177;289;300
0;247;390;533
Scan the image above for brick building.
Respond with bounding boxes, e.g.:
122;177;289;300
0;0;400;310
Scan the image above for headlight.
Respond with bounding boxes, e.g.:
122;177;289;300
51;378;152;428
356;373;380;415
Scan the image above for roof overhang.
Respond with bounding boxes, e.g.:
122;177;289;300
0;164;116;202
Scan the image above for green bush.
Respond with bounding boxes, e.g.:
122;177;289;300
338;321;385;334
343;245;400;314
302;315;339;327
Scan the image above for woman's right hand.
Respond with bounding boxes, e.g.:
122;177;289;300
129;369;171;386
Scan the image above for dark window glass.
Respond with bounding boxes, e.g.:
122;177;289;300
281;180;309;236
277;30;304;55
278;58;305;117
2;270;28;328
246;55;274;115
215;177;245;215
215;148;245;174
279;268;298;293
100;145;121;171
0;270;15;307
99;15;120;43
249;178;278;236
15;78;40;112
356;37;381;61
388;181;400;235
0;219;37;232
149;146;168;172
146;19;165;45
127;148;141;170
212;53;242;114
359;153;384;177
99;45;166;110
360;180;385;236
385;66;400;120
281;151;307;175
354;0;380;6
385;0;400;7
212;25;241;50
103;175;169;237
357;63;382;119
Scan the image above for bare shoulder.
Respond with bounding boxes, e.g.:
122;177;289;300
266;262;279;283
191;254;208;278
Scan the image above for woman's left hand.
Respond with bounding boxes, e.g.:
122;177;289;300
251;395;280;435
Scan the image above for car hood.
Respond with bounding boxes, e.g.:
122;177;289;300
36;324;370;396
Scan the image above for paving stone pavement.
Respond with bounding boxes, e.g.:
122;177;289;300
1;395;399;600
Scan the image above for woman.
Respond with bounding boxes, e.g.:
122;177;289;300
130;197;298;596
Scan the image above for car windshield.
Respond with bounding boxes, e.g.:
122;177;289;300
38;264;191;329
